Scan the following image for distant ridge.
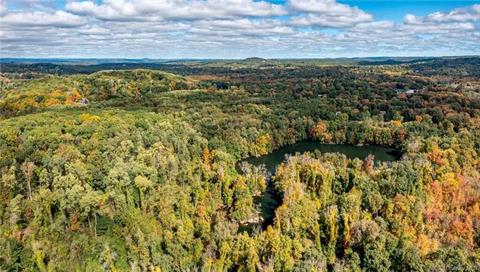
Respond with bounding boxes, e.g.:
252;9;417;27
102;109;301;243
357;58;436;66
1;56;479;76
244;57;267;61
1;55;478;64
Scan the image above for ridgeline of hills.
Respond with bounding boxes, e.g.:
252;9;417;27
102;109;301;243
2;56;479;75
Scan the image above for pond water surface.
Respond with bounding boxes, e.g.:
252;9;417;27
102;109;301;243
243;141;400;175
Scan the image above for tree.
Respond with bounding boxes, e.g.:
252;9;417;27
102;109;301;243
21;161;35;200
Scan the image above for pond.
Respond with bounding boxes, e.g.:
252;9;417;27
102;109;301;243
243;141;400;175
238;140;400;233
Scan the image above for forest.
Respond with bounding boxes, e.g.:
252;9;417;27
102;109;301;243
0;57;479;271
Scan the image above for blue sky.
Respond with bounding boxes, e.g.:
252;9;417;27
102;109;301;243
345;1;478;20
0;0;479;58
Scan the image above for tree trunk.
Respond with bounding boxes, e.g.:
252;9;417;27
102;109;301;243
27;178;32;200
94;213;97;237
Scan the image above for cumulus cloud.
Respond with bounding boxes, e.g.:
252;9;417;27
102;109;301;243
0;10;86;27
66;0;287;21
350;21;395;33
288;0;372;27
78;26;111;36
289;0;362;15
403;20;475;33
405;4;480;24
402;5;479;34
290;12;372;28
189;19;294;37
9;0;55;11
0;0;7;16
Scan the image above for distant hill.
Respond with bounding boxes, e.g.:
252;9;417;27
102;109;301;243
357;58;435;66
244;57;267;61
0;70;195;117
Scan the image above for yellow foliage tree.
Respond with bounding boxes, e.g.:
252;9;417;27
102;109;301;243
256;134;271;156
80;113;101;123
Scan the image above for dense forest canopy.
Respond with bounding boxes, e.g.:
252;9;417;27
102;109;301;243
0;57;479;271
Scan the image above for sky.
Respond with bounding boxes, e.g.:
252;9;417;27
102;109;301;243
0;0;479;59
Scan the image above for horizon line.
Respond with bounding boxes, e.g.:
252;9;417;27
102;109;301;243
1;55;479;61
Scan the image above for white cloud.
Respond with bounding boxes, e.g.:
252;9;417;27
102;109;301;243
350;21;395;33
290;12;372;28
402;5;479;34
0;10;86;27
288;0;372;27
66;0;139;21
78;26;111;36
190;19;293;37
8;0;54;11
0;0;7;16
405;4;480;24
66;0;287;21
403;21;475;33
289;0;359;14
